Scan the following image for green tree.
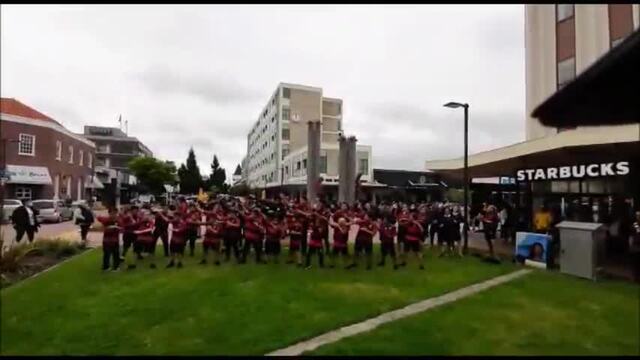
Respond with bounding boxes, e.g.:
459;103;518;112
127;156;177;195
177;148;202;194
206;154;230;194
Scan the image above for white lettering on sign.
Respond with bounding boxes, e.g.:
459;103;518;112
516;161;630;181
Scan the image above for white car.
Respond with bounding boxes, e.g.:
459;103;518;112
31;199;73;223
2;199;22;222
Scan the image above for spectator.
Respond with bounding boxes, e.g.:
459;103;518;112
11;200;40;244
74;203;95;245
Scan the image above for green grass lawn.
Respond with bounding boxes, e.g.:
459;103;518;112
311;270;640;356
0;245;515;355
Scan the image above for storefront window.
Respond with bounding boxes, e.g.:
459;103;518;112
15;187;32;200
568;180;580;193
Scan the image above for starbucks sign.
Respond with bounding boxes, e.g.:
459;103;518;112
516;161;630;182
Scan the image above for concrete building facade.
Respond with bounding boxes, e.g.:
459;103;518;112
245;83;373;196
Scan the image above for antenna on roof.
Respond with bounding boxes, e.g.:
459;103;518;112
125;120;128;135
118;114;122;130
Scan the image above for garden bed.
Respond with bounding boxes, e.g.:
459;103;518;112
0;239;88;289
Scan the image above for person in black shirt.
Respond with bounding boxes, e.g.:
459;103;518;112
152;208;171;257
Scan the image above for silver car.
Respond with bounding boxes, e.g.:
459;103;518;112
2;199;22;223
32;200;74;223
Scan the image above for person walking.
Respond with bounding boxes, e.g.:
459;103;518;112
11;200;40;244
74;203;94;246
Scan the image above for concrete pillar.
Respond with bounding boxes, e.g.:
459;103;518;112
346;136;357;204
306;120;321;205
338;134;348;203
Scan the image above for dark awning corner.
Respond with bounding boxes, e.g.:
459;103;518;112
532;28;640;127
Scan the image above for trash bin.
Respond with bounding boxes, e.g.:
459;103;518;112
556;221;607;281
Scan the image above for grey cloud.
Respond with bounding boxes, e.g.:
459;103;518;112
134;66;262;105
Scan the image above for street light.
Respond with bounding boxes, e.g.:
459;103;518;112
443;101;470;253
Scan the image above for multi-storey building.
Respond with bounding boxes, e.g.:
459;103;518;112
245;83;372;199
81;126;153;203
1;98;96;202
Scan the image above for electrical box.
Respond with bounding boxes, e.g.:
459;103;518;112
556;221;607;281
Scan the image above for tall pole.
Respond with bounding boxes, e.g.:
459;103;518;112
463;104;469;253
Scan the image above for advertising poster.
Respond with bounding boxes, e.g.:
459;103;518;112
515;232;551;265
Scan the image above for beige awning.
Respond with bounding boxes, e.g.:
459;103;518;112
5;165;52;185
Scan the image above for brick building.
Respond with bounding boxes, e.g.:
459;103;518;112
0;98;97;202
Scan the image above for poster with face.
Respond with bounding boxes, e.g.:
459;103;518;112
515;232;551;265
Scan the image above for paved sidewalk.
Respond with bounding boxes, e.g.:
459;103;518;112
267;269;531;356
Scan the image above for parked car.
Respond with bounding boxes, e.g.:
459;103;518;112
2;199;22;222
31;199;73;223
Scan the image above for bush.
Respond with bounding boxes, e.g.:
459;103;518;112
0;243;37;272
33;239;81;258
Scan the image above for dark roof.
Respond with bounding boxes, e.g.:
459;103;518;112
233;164;242;176
373;168;444;188
532;28;640;127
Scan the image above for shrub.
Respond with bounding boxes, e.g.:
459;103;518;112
33;239;81;258
0;243;37;272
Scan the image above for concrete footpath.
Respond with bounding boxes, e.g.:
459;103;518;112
267;269;531;356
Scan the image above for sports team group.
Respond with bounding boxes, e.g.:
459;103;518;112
97;195;469;271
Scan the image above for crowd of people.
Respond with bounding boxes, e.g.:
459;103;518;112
96;195;474;272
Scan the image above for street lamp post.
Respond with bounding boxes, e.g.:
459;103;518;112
444;102;469;253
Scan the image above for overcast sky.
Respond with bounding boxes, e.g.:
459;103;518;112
1;5;525;180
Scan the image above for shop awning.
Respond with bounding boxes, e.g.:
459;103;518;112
84;176;104;189
532;28;640;127
424;124;639;180
5;165;52;185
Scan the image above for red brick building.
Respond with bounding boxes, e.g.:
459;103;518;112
0;98;97;201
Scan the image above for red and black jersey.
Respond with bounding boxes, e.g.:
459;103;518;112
224;214;242;239
98;215;120;244
204;223;223;242
380;223;397;244
288;219;304;241
331;209;349;222
309;224;324;248
265;221;284;242
243;215;264;242
171;219;188;243
135;220;155;244
355;219;377;243
118;214;140;234
405;221;423;242
332;225;349;248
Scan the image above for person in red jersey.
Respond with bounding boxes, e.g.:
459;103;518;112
242;208;266;264
223;209;242;263
133;217;156;269
294;202;313;256
329;215;352;269
286;213;305;267
347;212;378;270
201;211;224;266
264;213;285;264
185;205;202;257
119;206;142;264
378;214;399;269
313;203;331;253
305;215;325;269
396;205;411;267
98;207;122;271
167;215;188;268
403;211;425;270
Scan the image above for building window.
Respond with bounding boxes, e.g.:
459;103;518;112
556;4;574;22
18;134;35;156
271;135;275;141
56;141;62;161
282;128;290;140
15;186;32;200
557;57;575;89
271;116;275;123
303;159;307;169
358;158;369;175
282;145;289;159
320;155;327;174
282;108;290;121
283;87;290;99
68;145;74;164
79;150;84;166
88;153;92;168
296;161;301;170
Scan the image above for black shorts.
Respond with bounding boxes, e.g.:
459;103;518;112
354;240;373;255
133;241;146;253
170;241;186;254
381;242;396;256
265;241;281;255
405;241;422;253
203;240;221;251
332;246;348;256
